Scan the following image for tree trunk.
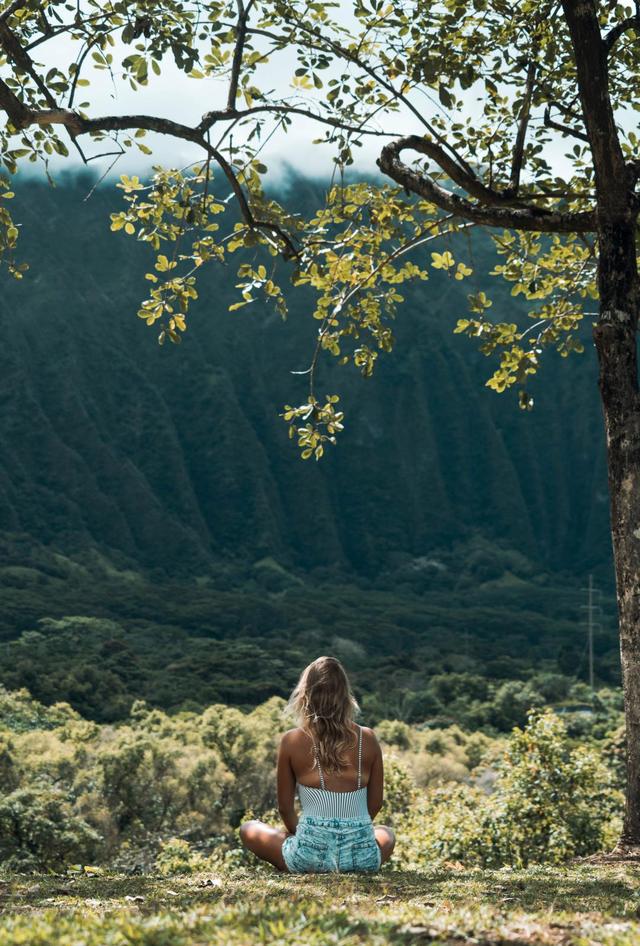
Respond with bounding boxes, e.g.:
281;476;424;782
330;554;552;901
593;216;640;852
559;0;640;856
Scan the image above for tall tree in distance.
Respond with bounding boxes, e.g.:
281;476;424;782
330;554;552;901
0;0;639;852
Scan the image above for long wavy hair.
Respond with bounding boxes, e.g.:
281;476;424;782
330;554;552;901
287;656;360;773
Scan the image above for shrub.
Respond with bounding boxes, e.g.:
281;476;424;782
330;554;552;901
377;719;413;749
0;686;78;733
0;735;18;793
398;784;488;869
97;724;227;840
200;698;286;824
0;688;621;873
487;681;546;730
0;787;100;871
487;709;620;864
395;710;621;869
378;759;417;825
155;837;207;875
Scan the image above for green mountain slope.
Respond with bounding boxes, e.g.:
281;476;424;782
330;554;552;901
0;176;611;576
0;176;620;720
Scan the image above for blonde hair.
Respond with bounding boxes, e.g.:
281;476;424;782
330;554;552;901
287;656;360;773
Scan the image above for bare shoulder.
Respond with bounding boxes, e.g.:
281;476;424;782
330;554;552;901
280;727;308;747
358;725;381;751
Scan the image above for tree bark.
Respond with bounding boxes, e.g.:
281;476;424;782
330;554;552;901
594;217;640;851
560;0;640;854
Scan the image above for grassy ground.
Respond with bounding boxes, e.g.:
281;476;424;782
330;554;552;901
1;862;639;945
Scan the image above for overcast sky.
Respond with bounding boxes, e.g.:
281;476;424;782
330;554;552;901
21;27;396;186
13;20;582;190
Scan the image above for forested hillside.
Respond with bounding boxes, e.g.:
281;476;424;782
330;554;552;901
0;176;619;719
1;175;611;575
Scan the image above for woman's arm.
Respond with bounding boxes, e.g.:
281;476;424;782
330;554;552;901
276;731;298;835
366;730;384;820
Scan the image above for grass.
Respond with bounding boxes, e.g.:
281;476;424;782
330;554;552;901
1;862;640;945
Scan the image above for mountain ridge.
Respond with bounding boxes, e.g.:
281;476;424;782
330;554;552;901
0;176;611;581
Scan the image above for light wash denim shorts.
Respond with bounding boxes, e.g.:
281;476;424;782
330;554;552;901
282;815;382;873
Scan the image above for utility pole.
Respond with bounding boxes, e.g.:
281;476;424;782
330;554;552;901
587;574;594;693
580;574;601;695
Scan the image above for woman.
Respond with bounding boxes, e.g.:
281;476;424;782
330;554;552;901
240;655;395;872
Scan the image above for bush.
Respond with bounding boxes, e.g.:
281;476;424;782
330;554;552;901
398;784;487;869
0;735;18;793
486;681;546;730
199;697;286;824
377;719;412;749
0;688;622;873
0;787;100;871
487;709;620;864
396;710;621;869
0;686;78;733
0;692;289;870
378;759;417;824
155;838;207;875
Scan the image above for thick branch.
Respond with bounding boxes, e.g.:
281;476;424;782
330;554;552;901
377;136;596;233
404;135;502;204
0;73;31;126
0;0;31;23
4;103;299;257
560;1;628;211
382;134;592;215
0;19;57;109
604;13;640;53
405;135;545;210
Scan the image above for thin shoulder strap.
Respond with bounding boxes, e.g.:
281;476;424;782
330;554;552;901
357;724;363;789
310;734;325;790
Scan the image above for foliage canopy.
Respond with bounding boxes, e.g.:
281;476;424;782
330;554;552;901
2;0;637;452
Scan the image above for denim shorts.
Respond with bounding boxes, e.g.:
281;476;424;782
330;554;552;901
282;816;382;873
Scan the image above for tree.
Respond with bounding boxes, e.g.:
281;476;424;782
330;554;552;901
0;0;638;851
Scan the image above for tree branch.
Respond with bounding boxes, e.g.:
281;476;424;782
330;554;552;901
227;0;251;111
197;103;399;138
0;0;31;23
560;1;628;207
381;134;584;212
604;13;640;54
508;61;537;194
543;105;590;143
377;136;596;233
391;135;498;204
2;102;300;258
68;33;109;109
25;12;114;51
247;15;479;182
0;73;31;126
0;19;58;110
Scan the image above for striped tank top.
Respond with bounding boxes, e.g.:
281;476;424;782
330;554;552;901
297;724;370;821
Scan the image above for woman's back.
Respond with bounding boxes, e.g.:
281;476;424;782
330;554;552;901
298;723;367;821
239;655;395;873
284;723;375;791
279;722;383;824
280;720;382;872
